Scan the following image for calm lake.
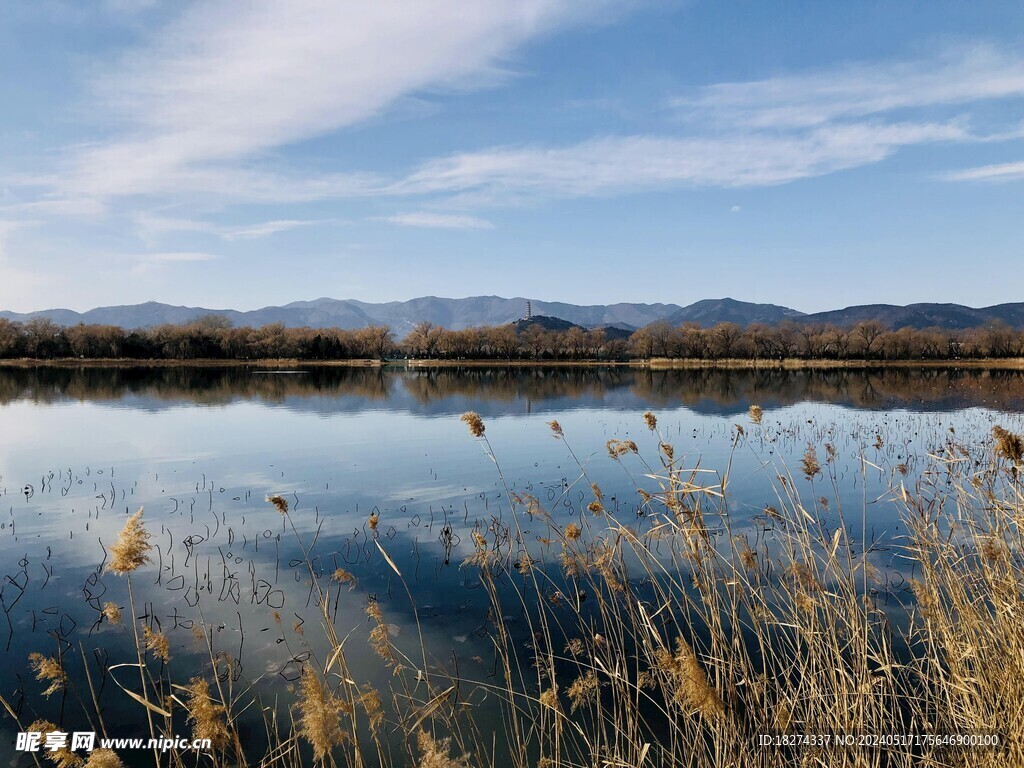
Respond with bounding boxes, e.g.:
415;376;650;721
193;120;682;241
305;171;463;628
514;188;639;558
1;365;1023;764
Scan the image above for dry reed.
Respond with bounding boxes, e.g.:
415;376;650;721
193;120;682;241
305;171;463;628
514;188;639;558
13;409;1024;768
107;508;151;574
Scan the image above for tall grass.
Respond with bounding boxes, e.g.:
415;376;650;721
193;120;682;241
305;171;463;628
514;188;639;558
7;415;1023;767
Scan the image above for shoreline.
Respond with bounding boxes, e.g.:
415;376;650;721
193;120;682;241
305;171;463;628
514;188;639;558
2;356;1024;369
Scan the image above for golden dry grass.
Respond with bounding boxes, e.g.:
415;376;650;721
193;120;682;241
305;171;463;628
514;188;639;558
11;412;1024;768
106;509;152;575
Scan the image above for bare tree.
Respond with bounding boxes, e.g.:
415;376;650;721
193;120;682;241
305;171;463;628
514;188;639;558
854;321;887;358
406;321;443;358
711;322;742;358
520;324;549;359
629;328;655;359
355;325;395;360
489;326;522;360
644;321;678;358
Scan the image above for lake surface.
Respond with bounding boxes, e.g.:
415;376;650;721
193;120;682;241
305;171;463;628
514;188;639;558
1;365;1023;763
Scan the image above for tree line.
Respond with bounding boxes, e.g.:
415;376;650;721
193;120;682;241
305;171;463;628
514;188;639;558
0;314;1022;361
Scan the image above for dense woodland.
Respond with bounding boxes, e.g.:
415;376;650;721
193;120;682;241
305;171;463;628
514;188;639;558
1;314;1023;361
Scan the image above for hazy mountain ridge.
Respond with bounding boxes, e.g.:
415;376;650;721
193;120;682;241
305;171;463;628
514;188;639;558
666;298;805;326
0;296;686;334
3;296;1024;334
802;303;1024;330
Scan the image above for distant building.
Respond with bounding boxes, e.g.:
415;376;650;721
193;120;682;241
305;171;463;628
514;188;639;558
526;301;532;320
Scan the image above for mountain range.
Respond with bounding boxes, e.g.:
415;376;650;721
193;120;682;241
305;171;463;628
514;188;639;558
2;296;1023;335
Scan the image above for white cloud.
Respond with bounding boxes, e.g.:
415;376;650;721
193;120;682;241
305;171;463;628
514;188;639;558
130;251;218;276
388;121;968;198
382;212;494;230
135;213;338;244
222;219;334;240
672;43;1024;129
14;25;1024;213
942;160;1024;182
0;196;106;217
137;251;218;265
372;44;1024;201
134;213;218;242
368;44;1024;201
56;0;620;200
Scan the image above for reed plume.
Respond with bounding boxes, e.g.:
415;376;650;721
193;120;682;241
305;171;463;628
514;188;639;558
332;568;357;587
101;602;121;624
748;404;763;424
460;411;485;437
266;494;289;514
606;438;637;458
366;600;398;668
464;530;494;567
185;678;229;750
107;508;151;574
417;729;471;768
800;444;821;480
658;638;725;722
143;625;170;662
539;686;561;713
993;425;1024;464
29;653;66;697
83;750;124;768
28;719;83;768
567;671;599;712
359;685;384;731
297;666;346;761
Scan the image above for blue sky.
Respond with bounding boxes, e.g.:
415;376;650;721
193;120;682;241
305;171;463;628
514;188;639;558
1;0;1022;314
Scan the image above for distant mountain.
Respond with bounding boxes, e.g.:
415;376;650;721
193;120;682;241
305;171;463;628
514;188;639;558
593;324;636;341
801;303;1024;330
0;296;689;336
3;296;1024;336
665;298;805;327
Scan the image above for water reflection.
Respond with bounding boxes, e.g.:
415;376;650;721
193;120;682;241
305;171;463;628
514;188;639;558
1;365;1023;764
2;364;1024;415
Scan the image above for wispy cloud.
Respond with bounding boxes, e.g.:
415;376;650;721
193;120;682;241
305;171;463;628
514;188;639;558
377;44;1024;200
134;214;217;242
135;213;338;244
139;251;218;263
941;160;1024;183
390;121;968;197
671;43;1024;129
382;212;494;229
49;0;619;202
222;219;335;240
130;250;219;276
13;26;1024;216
